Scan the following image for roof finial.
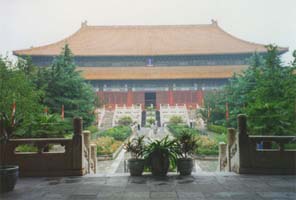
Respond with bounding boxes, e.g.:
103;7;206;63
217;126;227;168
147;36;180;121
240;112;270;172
81;20;88;28
211;19;218;25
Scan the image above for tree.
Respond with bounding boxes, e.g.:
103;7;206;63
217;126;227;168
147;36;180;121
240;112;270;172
246;46;296;135
39;45;97;126
0;56;43;128
204;45;296;135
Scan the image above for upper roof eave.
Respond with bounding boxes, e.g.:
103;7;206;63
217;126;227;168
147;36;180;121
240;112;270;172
13;49;288;57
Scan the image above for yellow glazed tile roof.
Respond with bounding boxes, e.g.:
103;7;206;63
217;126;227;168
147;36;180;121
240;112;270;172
14;21;288;56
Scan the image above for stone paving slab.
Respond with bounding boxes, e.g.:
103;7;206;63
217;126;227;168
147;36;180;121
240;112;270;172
0;174;295;200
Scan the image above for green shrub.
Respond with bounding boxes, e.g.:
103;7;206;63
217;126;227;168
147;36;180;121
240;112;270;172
195;136;218;155
195;133;227;156
147;118;155;125
117;116;133;126
86;125;99;134
169;116;183;125
207;124;227;134
15;144;38;152
95;136;122;155
99;126;132;141
167;124;199;138
14;114;72;138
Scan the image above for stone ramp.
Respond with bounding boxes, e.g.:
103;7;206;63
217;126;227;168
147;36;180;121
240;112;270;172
1;174;295;200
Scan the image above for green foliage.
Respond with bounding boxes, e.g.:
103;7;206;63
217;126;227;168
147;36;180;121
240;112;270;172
15;144;38;153
36;45;97;127
14;114;72;138
204;45;296;135
195;134;226;155
86;125;99;134
124;136;145;159
168;116;183;125
176;131;198;158
143;136;179;169
95;136;122;155
0;57;43;132
167;124;199;138
117;116;133;126
245;46;296;135
99;126;132;141
147;118;155;125
207;124;227;134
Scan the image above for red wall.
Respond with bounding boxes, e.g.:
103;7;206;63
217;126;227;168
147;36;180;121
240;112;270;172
97;90;204;110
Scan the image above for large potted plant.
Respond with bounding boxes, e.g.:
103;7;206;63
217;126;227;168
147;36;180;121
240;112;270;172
0;113;19;193
144;136;178;176
176;130;198;176
124;136;145;176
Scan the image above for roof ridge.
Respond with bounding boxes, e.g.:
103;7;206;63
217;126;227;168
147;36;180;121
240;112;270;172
83;23;215;29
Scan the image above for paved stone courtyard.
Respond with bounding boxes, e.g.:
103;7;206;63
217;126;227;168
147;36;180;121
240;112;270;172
1;173;295;200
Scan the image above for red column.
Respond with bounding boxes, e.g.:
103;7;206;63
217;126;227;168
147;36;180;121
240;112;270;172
168;89;174;106
196;90;204;107
127;89;133;107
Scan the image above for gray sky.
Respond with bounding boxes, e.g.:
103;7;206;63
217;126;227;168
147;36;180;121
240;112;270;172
1;0;295;64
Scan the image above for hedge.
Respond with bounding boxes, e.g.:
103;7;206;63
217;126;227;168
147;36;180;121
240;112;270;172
167;124;199;138
207;124;227;134
99;126;132;141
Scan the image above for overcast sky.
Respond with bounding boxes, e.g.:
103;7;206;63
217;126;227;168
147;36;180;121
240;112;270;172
1;0;295;64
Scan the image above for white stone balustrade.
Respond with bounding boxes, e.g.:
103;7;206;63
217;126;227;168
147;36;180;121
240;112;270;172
112;104;142;126
159;104;190;126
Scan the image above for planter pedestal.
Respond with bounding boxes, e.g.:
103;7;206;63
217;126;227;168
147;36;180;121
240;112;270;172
0;165;19;193
177;158;193;176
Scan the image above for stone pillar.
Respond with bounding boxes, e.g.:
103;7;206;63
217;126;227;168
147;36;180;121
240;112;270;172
227;128;236;171
83;130;91;173
227;128;236;147
218;142;227;171
237;114;251;173
72;117;84;175
83;131;91;149
91;144;97;173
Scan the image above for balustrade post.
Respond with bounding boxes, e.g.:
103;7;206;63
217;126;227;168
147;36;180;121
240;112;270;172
83;131;91;149
227;128;236;171
237;114;251;172
218;142;227;171
72;117;84;175
83;130;91;173
91;144;97;173
227;128;236;147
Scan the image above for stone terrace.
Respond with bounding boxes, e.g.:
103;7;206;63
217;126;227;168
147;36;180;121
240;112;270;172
1;173;295;200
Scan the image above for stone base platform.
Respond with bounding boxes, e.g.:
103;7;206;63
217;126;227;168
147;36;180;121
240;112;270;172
1;173;295;200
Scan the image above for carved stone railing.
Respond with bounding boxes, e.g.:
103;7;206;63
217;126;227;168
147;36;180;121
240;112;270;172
159;104;189;126
112;104;142;127
0;117;96;177
83;130;97;174
219;114;296;174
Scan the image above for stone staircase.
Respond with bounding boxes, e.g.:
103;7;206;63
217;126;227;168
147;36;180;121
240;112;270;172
187;109;197;121
100;111;114;130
